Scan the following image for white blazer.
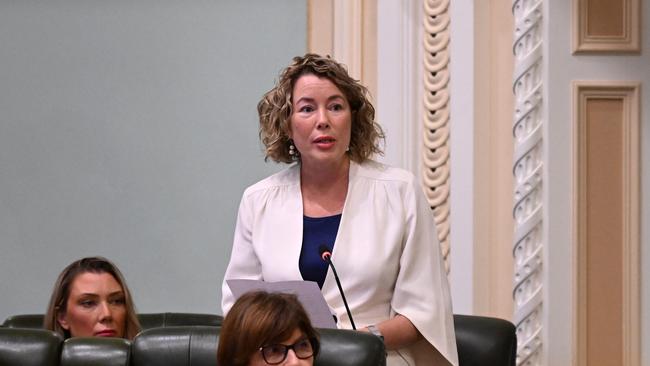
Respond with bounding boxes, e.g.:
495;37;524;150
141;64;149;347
222;160;458;366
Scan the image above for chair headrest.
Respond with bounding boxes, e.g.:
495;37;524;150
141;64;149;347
315;328;386;366
132;325;220;366
61;337;131;366
454;314;517;366
0;328;62;366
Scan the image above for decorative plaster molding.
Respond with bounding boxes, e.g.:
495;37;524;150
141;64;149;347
422;0;451;272
572;0;640;53
572;81;640;366
512;0;544;365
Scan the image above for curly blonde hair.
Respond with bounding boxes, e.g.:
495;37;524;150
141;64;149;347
258;53;384;163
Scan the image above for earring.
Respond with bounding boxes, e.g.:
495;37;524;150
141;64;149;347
289;141;299;160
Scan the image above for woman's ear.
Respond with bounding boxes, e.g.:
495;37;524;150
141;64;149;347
57;311;70;330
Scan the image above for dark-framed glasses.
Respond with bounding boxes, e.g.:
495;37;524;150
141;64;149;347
259;338;316;365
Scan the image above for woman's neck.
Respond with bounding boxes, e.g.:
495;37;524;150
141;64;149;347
300;157;349;186
300;158;350;217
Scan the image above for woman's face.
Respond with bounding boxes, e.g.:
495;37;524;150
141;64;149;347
248;328;315;366
57;272;127;338
289;74;352;169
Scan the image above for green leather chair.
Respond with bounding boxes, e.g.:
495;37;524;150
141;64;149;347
454;314;516;366
0;328;62;366
61;337;131;366
315;328;386;366
2;313;516;366
131;326;386;366
1;314;43;329
138;312;222;329
132;326;219;366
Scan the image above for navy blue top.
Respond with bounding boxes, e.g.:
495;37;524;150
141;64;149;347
299;214;342;289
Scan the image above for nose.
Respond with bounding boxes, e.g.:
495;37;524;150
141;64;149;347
98;301;113;322
282;349;302;365
316;108;330;129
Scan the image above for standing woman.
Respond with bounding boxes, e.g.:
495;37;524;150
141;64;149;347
222;54;458;366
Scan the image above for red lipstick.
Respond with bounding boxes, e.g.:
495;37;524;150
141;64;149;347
95;330;117;337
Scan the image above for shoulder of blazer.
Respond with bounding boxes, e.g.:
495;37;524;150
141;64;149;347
352;160;415;185
242;163;300;198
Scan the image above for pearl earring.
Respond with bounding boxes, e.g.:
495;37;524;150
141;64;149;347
289;141;299;160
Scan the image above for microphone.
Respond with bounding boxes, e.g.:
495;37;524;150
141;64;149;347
319;245;356;330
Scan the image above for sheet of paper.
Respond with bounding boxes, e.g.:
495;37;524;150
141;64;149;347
227;279;337;329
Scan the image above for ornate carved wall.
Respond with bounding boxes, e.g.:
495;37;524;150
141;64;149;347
512;0;544;365
422;0;451;272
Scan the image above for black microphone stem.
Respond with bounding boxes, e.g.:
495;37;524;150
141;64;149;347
324;256;356;330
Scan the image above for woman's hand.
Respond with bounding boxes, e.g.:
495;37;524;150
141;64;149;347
359;314;421;350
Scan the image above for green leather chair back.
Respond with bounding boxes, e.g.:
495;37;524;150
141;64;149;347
61;337;131;366
2;313;516;366
454;314;517;366
132;326;219;366
0;328;62;366
131;326;386;366
138;313;222;329
1;314;44;329
315;328;386;366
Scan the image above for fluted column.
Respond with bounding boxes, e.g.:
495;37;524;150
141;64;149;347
512;0;544;365
422;0;451;272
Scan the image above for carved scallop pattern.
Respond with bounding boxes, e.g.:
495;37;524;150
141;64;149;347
512;0;544;365
423;0;451;272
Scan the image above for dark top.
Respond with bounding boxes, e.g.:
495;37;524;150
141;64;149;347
299;214;342;289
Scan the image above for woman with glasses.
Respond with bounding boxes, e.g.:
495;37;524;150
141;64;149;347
217;291;319;366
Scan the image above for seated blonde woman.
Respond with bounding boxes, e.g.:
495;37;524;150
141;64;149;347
44;256;140;339
218;291;320;366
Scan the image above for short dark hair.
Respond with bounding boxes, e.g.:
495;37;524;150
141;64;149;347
258;53;384;163
44;256;141;339
217;291;320;366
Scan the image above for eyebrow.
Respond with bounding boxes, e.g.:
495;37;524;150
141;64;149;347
294;95;346;104
77;291;124;297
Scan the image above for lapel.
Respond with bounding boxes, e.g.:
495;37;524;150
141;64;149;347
284;163;304;279
320;160;359;310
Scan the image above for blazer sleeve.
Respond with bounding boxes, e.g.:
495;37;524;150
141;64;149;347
390;178;459;366
220;191;263;315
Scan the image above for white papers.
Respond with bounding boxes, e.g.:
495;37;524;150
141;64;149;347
226;279;337;329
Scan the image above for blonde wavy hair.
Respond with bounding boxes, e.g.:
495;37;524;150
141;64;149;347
258;53;384;163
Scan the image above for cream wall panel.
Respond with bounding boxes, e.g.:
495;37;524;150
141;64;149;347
573;82;640;366
547;1;650;365
472;0;515;320
307;0;376;99
572;0;640;52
